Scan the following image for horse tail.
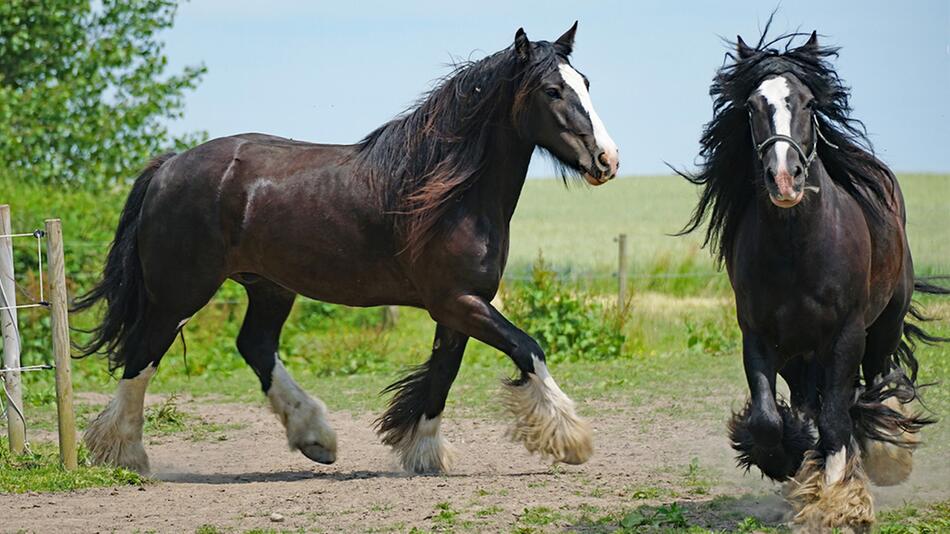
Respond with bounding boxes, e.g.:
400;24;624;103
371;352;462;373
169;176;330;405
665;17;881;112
893;277;950;384
72;153;175;372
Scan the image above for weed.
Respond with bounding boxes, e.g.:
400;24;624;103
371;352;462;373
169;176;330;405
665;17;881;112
683;457;713;495
619;503;688;530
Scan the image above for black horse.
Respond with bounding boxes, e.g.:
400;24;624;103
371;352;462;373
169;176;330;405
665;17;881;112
680;28;942;529
75;24;619;475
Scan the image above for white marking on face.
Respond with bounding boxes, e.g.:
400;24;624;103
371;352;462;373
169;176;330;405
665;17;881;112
825;445;848;485
757;76;792;172
557;64;618;162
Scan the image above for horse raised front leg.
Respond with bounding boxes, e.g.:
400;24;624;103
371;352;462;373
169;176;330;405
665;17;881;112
430;294;593;465
788;323;874;531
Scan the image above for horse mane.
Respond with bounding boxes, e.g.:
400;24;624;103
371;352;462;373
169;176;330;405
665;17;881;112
679;19;897;265
355;41;562;260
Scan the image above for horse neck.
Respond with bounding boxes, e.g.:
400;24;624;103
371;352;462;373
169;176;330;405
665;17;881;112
473;122;535;222
753;160;835;251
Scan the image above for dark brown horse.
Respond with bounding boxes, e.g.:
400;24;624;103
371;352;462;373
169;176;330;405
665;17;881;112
75;24;619;475
679;28;942;530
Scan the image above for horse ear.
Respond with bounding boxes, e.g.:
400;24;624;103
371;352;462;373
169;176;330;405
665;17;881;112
803;30;819;50
736;35;755;59
514;28;531;61
554;21;578;56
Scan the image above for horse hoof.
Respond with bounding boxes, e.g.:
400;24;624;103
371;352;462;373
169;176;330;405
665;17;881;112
300;443;336;465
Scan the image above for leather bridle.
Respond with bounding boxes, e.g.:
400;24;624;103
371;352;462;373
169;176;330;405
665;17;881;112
749;112;838;180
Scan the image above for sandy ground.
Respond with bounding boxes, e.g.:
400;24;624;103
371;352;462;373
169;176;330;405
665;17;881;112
2;394;947;533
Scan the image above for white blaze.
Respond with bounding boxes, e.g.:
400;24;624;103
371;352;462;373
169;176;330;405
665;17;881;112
557;64;618;162
757;76;792;172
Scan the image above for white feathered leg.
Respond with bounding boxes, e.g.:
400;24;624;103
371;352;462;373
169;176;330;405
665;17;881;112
502;356;593;465
84;365;155;474
391;414;456;474
267;359;338;464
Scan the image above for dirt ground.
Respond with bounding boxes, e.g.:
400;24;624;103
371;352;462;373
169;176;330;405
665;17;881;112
2;394;947;533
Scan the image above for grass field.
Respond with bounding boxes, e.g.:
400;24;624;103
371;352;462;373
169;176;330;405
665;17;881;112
0;174;948;532
508;174;950;275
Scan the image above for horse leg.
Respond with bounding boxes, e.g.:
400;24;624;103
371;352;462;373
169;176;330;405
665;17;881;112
83;310;187;475
788;322;874;531
237;280;336;464
429;294;592;465
376;324;468;473
854;293;925;487
730;334;813;481
779;355;821;421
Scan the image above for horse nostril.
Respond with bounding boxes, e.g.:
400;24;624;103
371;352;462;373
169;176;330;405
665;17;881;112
793;165;803;178
766;167;776;181
597;152;609;168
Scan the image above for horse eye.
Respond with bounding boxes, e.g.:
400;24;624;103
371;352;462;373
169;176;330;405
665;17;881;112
544;87;561;99
805;99;816;109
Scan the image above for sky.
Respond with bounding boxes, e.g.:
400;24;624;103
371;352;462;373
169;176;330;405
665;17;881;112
162;0;950;176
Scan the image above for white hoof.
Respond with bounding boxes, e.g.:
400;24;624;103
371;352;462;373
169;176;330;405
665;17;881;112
268;359;338;464
83;366;155;474
502;357;593;465
391;415;456;474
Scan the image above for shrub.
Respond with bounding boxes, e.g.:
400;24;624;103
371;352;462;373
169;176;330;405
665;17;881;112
503;253;628;363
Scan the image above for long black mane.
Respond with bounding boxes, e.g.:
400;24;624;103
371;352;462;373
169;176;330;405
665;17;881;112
679;24;896;265
356;41;564;260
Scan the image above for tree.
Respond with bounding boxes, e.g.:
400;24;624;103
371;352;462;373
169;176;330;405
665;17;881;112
0;0;205;187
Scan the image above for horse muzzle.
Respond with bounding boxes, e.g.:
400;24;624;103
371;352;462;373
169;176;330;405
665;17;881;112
768;169;804;208
583;149;619;186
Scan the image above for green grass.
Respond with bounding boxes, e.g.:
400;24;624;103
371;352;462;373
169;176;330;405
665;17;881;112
878;499;950;533
0;438;144;493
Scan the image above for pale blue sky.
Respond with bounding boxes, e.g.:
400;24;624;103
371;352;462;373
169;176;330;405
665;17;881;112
163;1;950;175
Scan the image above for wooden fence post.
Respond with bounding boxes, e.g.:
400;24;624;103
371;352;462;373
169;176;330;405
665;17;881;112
0;205;25;454
381;306;399;329
617;233;628;308
45;219;77;469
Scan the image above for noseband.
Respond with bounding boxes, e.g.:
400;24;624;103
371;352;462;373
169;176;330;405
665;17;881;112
749;113;838;179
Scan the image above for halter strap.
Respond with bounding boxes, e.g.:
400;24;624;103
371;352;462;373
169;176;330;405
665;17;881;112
748;113;836;179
